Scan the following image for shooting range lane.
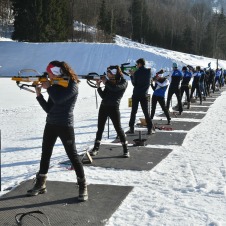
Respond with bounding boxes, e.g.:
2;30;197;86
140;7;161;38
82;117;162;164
83;145;172;171
0;180;133;226
160;111;207;119
152;120;200;130
184;106;209;112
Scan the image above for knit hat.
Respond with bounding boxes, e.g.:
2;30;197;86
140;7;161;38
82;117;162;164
46;63;62;76
172;62;178;68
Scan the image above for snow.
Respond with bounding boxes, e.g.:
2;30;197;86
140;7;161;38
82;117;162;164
1;36;226;226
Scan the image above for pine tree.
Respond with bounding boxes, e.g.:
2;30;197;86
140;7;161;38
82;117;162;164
12;0;30;41
182;25;193;54
12;0;70;42
130;0;142;42
97;0;107;32
130;0;148;43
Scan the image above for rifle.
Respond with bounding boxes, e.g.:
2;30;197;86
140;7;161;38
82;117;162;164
11;69;69;93
79;72;106;81
187;65;195;72
78;72;107;88
120;63;137;76
78;63;137;88
105;63;137;76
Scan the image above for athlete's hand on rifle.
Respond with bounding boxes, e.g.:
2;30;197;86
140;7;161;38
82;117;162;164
35;84;42;97
35;80;51;96
96;79;102;88
129;69;135;76
41;81;51;89
101;76;107;85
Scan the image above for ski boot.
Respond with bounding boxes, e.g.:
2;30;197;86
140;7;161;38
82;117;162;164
122;142;130;158
126;127;134;134
187;102;190;109
27;173;47;196
89;140;100;156
77;177;88;201
147;126;155;135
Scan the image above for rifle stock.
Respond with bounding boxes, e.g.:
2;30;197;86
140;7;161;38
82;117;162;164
120;63;137;76
11;76;69;87
78;72;106;80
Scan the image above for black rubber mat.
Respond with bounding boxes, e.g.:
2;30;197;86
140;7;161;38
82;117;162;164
190;98;216;103
126;131;186;146
0;180;133;226
153;119;200;130
186;106;209;112
210;93;221;97
159;111;206;119
191;102;212;106
79;144;172;171
203;99;215;102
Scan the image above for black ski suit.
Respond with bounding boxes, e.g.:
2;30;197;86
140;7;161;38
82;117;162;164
95;77;128;143
129;66;153;131
36;80;85;178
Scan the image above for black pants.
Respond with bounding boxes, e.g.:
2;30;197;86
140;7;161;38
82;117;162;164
151;95;170;121
166;87;183;112
181;85;190;103
96;104;126;143
39;123;84;178
215;77;221;88
190;83;202;102
205;81;210;96
129;95;152;129
210;79;215;93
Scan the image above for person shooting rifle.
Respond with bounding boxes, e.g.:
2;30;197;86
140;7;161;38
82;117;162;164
150;70;171;125
27;60;88;202
89;65;130;158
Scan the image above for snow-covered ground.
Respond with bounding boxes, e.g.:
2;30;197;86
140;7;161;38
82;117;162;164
1;36;226;226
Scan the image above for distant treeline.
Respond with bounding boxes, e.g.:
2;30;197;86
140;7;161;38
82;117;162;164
1;0;226;60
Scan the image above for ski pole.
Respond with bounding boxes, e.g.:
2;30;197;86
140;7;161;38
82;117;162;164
95;89;98;109
107;117;110;139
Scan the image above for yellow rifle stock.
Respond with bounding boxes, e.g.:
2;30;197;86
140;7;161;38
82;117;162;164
11;76;69;87
11;69;69;92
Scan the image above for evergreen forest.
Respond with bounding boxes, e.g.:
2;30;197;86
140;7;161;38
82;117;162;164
1;0;226;59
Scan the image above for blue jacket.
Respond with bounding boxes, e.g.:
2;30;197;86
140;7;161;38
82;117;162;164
181;71;192;86
169;69;183;88
192;71;201;84
216;69;222;77
151;78;169;97
130;66;151;96
199;70;205;83
36;79;78;126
